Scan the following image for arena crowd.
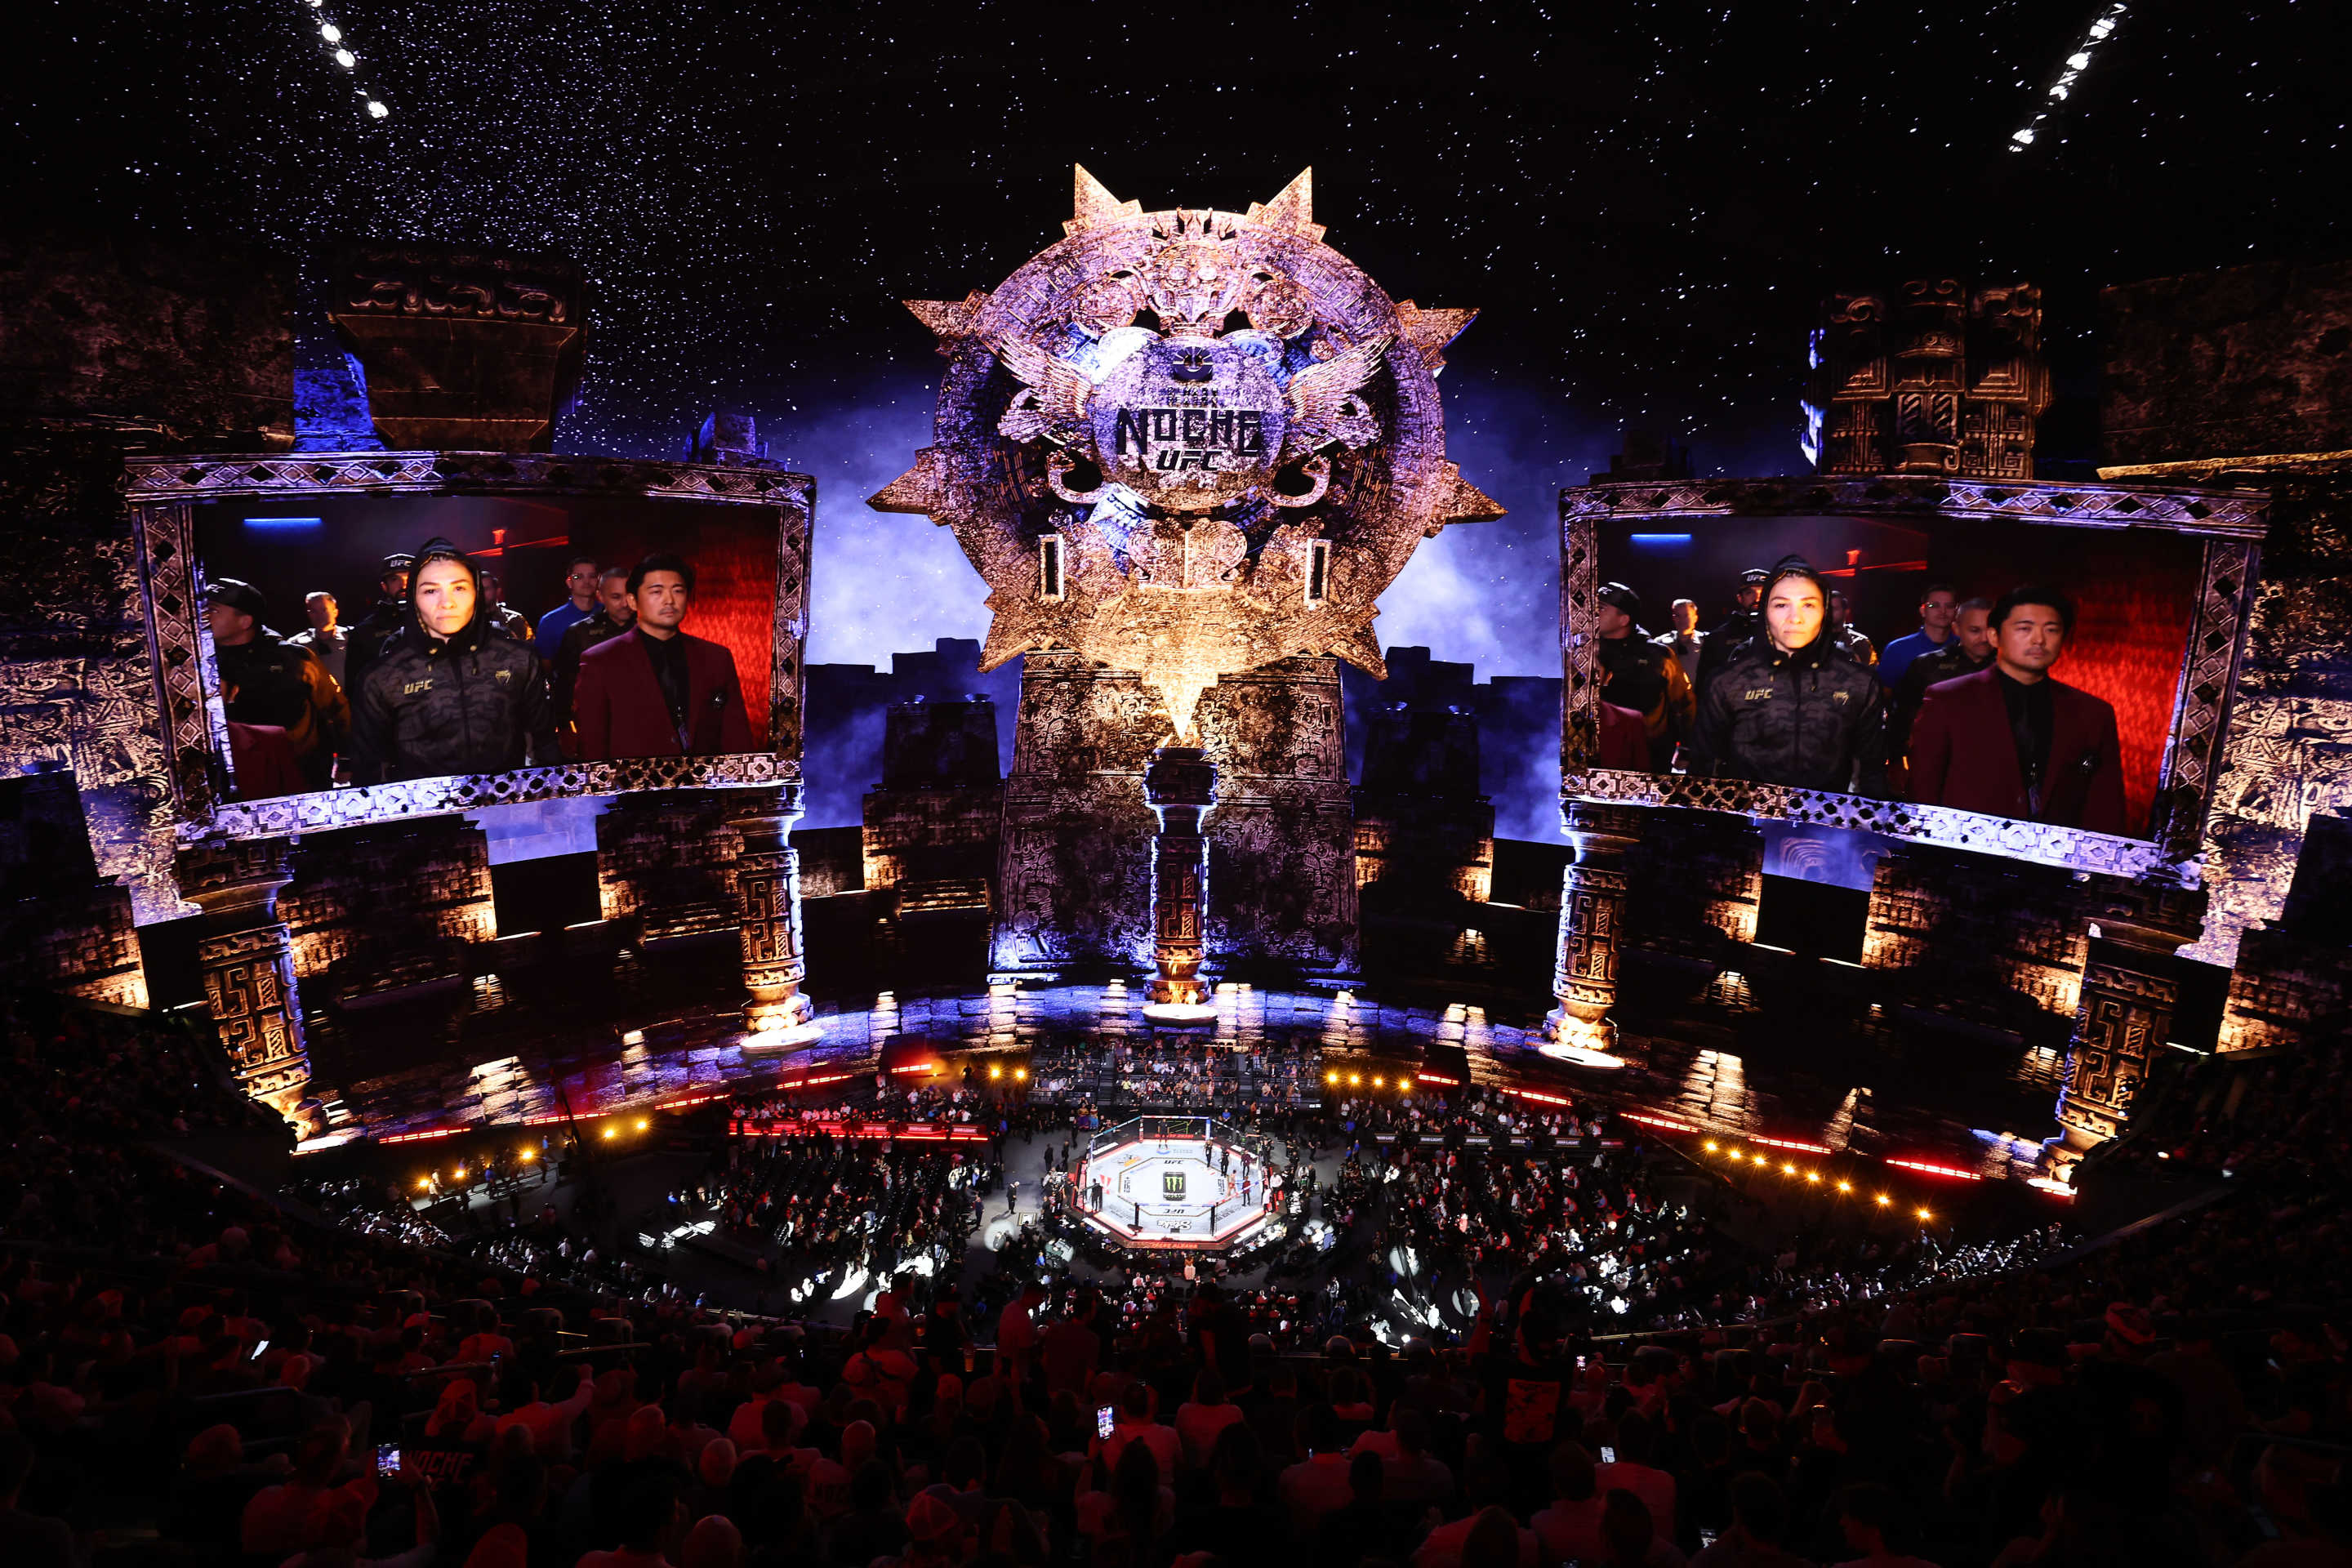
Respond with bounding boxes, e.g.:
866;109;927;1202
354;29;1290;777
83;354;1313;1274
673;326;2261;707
5;992;2352;1568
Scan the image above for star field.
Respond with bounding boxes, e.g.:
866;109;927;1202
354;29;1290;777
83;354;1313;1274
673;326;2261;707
7;0;2342;675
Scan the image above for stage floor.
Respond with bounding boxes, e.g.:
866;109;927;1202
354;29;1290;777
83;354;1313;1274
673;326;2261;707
308;970;2064;1184
308;978;1548;1146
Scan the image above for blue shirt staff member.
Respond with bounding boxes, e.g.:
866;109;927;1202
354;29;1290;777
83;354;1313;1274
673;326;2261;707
536;555;601;651
1877;582;1959;688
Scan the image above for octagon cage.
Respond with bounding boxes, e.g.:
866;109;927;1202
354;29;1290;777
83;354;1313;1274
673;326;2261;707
1073;1116;1285;1252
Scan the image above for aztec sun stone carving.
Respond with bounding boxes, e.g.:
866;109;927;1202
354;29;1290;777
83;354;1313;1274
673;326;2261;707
871;167;1503;737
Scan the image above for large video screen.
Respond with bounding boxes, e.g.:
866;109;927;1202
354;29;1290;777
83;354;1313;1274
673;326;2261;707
190;491;785;803
1588;514;2204;841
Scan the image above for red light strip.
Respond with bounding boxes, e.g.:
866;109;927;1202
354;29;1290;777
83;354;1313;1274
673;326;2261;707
1515;1088;1574;1107
1749;1134;1834;1155
1619;1110;1699;1133
383;1126;462;1144
1885;1157;1984;1181
888;1062;938;1075
1415;1071;1461;1086
1820;559;1929;577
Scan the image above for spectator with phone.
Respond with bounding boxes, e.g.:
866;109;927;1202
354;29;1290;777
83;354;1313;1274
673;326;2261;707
239;1420;381;1558
1100;1381;1181;1477
1595;1414;1681;1546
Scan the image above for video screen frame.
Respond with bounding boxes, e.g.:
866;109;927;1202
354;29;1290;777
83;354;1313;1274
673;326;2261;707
1558;474;2269;879
127;451;813;841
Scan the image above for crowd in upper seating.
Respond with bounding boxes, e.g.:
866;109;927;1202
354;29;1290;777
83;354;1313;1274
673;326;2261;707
2098;1027;2352;1187
1030;1037;1325;1112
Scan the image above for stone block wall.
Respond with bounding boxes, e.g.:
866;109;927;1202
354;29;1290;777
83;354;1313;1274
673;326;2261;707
1620;808;1762;960
1354;708;1494;909
597;789;765;942
280;817;495;991
862;698;1003;900
2219;924;2352;1052
1195;657;1358;985
992;653;1358;983
1864;846;2087;1028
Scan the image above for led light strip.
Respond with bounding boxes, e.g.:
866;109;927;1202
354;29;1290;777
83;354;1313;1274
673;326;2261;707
2011;2;2126;149
298;0;390;121
1885;1157;1985;1181
1748;1134;1834;1156
1619;1109;1702;1134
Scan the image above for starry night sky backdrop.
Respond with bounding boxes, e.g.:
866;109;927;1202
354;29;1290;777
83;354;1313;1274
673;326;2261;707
7;0;2344;683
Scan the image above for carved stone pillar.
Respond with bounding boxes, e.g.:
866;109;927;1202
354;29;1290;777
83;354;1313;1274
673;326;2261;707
1142;746;1218;1025
177;840;312;1125
1544;801;1643;1061
2048;880;2209;1165
733;782;819;1048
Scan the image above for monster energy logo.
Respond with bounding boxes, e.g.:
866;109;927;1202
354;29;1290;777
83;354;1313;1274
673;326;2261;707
1163;1169;1187;1197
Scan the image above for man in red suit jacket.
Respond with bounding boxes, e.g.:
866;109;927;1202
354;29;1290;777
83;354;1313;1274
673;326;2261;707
573;553;756;760
1907;584;2128;835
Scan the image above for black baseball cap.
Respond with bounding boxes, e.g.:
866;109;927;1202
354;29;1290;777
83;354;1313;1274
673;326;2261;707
1737;566;1771;587
1597;581;1643;618
380;553;416;576
204;578;266;620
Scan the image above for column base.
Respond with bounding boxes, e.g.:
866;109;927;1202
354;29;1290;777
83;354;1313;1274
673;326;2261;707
741;991;820;1051
1141;1001;1221;1027
1540;1007;1628;1069
2034;1120;2105;1176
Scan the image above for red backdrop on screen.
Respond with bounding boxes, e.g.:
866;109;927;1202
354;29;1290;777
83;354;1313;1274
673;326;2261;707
1600;516;2202;836
567;507;777;750
201;493;780;751
1926;523;2199;838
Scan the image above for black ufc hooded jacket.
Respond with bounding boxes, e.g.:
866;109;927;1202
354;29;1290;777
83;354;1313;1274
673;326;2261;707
348;540;557;784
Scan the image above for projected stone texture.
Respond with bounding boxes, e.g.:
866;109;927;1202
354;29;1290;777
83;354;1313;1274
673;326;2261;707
0;432;188;924
871;166;1501;739
1862;848;2087;1030
1810;279;2050;479
327;243;586;452
279;817;497;998
0;231;295;448
861;698;1003;908
990;653;1358;982
599;791;763;944
1620;810;1762;960
2094;262;2352;969
0;771;149;1007
732;792;813;1035
178;839;310;1115
2054;881;2208;1155
881;169;1485;982
1354;707;1494;910
1194;657;1357;982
